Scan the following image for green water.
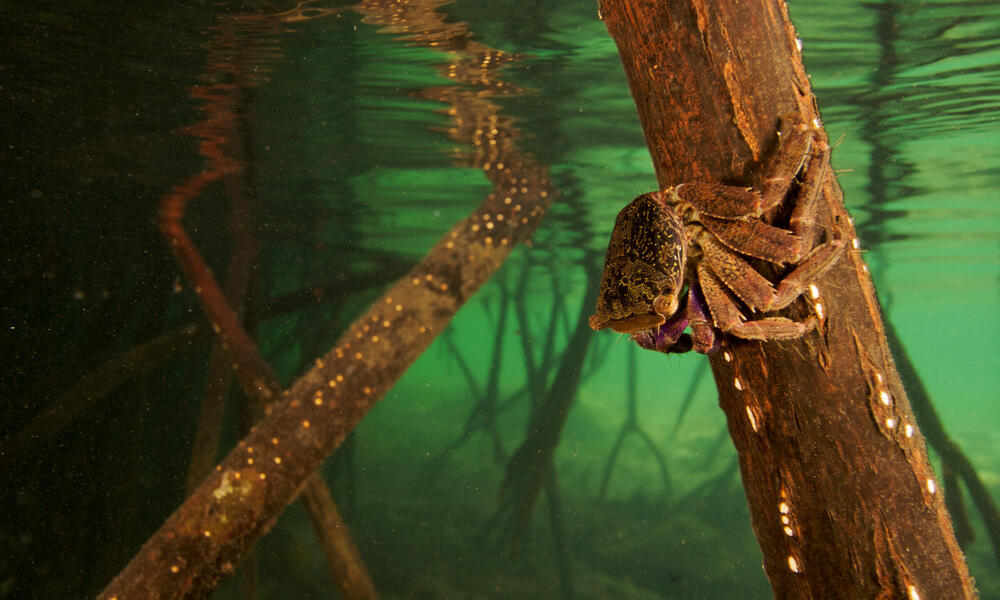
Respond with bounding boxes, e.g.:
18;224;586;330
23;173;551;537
1;1;998;598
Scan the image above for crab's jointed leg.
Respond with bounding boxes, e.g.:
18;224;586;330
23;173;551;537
700;213;802;265
760;118;816;213
789;136;831;250
672;183;764;219
701;235;845;313
700;236;777;310
685;286;718;353
697;263;816;340
770;239;845;309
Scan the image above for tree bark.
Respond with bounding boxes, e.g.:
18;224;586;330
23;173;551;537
598;1;977;598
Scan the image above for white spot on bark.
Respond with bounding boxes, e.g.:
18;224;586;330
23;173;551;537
788;555;800;573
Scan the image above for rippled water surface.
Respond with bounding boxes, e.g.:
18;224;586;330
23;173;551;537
1;1;998;598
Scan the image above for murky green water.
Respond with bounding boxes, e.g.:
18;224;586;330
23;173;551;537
1;1;997;598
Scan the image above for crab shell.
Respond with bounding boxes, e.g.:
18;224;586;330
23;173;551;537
588;193;687;333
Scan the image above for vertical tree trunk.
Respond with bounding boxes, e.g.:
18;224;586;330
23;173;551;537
597;1;977;598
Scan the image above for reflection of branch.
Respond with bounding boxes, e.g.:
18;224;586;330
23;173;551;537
184;15;269;496
156;14;283;403
98;0;556;597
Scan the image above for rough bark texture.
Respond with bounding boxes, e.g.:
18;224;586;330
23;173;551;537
598;1;977;598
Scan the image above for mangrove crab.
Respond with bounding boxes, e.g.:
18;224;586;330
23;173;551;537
588;117;846;354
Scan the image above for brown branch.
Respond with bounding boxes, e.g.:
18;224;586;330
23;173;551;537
598;1;976;598
186;344;236;496
140;12;376;600
185;15;267;495
99;169;553;599
0;265;407;469
0;323;209;467
97;1;556;596
301;476;379;599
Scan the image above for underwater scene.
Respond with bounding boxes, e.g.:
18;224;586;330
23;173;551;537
1;0;998;598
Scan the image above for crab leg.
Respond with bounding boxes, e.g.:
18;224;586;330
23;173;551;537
789;138;830;249
700;236;778;311
685;286;718;353
702;236;845;313
700;214;802;265
672;183;764;219
698;263;815;340
760;117;815;212
770;239;846;309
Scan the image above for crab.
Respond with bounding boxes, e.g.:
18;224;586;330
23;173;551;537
588;117;846;354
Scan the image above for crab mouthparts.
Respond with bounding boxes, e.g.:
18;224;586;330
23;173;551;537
604;312;666;334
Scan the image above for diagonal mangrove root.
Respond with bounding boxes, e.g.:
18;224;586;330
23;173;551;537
98;1;557;597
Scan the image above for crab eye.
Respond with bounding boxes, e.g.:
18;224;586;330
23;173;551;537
652;293;679;318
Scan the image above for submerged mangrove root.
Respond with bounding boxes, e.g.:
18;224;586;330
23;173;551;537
0;323;208;470
422;257;579;484
885;317;1000;573
545;474;575;600
598;344;671;504
667;358;709;444
480;273;511;464
494;261;599;547
0;263;409;476
598;1;977;597
97;1;556;597
139;10;378;600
